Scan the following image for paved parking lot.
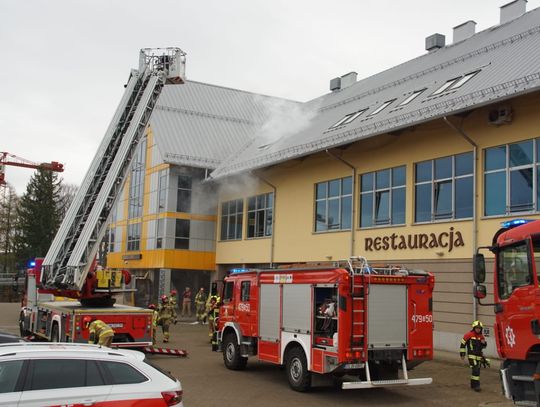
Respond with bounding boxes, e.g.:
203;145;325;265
0;302;512;406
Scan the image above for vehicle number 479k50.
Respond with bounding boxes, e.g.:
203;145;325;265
411;314;432;323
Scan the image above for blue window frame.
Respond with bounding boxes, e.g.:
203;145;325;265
414;152;473;222
484;139;537;216
315;177;352;232
360;166;406;227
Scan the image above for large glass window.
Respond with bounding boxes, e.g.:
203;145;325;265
156;218;165;249
28;359;102;390
497;242;532;299
100;361;147;385
127;223;141;251
414;152;473;222
315;177;352;232
175;219;190;249
176;174;192;213
360;166;405;227
220;199;244;240
157;169;168;212
484;139;537;216
128;138;147;219
247;192;274;238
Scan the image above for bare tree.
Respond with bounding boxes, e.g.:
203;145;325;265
57;182;78;218
0;185;19;273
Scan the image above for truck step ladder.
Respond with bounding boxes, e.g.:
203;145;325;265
342;353;433;389
41;48;186;291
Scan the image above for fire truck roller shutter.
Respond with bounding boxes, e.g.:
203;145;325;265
282;285;311;334
259;284;280;342
368;285;407;349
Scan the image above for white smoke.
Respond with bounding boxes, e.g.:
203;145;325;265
253;96;320;150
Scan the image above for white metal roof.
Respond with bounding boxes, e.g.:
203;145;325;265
209;6;540;179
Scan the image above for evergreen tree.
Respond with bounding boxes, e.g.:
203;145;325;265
14;169;62;268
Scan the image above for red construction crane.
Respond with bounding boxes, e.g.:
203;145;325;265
0;152;64;186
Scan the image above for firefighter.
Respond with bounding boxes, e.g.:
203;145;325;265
194;287;207;324
157;295;174;343
460;320;487;392
84;317;115;347
148;304;158;345
181;286;192;317
206;295;220;342
168;289;178;324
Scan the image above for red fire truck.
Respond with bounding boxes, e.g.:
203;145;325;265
215;258;435;391
473;219;540;404
19;258;153;347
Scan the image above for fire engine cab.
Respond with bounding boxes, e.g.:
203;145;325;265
215;257;435;391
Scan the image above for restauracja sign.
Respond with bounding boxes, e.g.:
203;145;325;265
365;227;465;252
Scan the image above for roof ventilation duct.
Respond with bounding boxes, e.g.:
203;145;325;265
425;33;446;52
453;20;476;43
340;72;357;89
330;77;341;92
500;0;527;24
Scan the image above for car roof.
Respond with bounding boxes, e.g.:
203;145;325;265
0;342;145;361
0;331;26;343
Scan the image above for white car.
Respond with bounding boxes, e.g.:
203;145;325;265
0;342;183;406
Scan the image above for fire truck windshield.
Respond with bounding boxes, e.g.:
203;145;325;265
497;242;532;299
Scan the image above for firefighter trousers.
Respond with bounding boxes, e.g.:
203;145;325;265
468;356;481;389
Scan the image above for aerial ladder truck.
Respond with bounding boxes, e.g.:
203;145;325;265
19;48;186;348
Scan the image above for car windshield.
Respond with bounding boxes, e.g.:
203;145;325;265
143;357;177;382
497;241;532;299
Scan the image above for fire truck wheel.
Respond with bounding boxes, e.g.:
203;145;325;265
223;333;247;370
286;347;311;392
51;323;60;342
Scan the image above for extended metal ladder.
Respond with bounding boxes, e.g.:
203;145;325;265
347;257;370;362
41;48;186;291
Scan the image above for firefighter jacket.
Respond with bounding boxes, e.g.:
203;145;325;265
206;295;220;320
460;330;487;359
195;291;207;306
157;303;175;324
151;310;158;328
88;320;114;344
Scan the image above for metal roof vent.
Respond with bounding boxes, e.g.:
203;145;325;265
453;20;476;43
340;72;357;89
330;77;341;92
500;0;527;24
425;33;446;52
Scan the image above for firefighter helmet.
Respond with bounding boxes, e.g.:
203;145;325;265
160;295;168;303
83;316;93;328
472;320;483;329
148;304;156;310
170;289;177;296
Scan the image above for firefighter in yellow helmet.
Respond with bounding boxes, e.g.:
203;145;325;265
460;320;488;392
85;317;114;347
148;304;158;345
206;295;220;343
157;295;174;343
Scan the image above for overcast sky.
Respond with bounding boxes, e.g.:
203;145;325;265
1;0;538;195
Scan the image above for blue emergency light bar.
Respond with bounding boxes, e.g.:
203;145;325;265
501;219;535;229
29;260;36;267
229;268;250;274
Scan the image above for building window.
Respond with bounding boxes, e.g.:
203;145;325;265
398;89;426;106
157;169;168;213
108;227;115;253
127;223;141;251
368;99;395;116
175;219;190;249
329;109;367;129
247;192;274;238
176;175;192;213
315;177;352;232
484;139;537;216
431;70;480;96
128;138;146;219
221;199;244;240
415;152;473;222
156;218;164;249
360;166;405;227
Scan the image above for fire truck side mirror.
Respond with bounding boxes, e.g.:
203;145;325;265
473;284;487;300
473;253;486;284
